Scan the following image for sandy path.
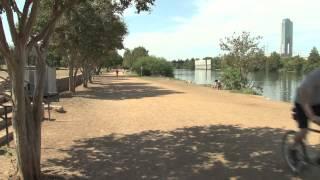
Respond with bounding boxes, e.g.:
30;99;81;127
2;73;320;179
40;74;320;179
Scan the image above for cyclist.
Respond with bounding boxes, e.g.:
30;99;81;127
291;69;320;164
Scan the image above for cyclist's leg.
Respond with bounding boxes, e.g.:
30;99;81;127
290;103;309;163
293;102;309;131
294;128;308;146
293;104;320;144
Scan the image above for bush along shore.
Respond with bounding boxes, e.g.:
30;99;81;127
132;56;174;77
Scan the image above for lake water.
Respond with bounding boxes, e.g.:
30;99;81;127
174;69;305;102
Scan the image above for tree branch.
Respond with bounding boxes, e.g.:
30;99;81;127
0;18;18;71
12;1;22;17
0;18;11;59
33;44;46;104
19;0;32;34
2;0;18;44
27;13;60;50
24;0;40;42
27;0;78;49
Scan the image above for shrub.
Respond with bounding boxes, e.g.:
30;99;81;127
221;68;245;90
221;67;262;95
132;56;174;77
303;62;320;73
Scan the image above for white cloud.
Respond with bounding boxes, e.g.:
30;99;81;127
124;0;320;60
123;6;151;17
172;16;188;23
123;6;138;17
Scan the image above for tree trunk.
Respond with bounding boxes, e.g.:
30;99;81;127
73;67;79;89
68;60;75;93
83;64;88;88
89;66;93;83
31;46;46;178
11;46;42;180
89;75;93;83
238;57;243;89
83;68;87;88
73;67;78;91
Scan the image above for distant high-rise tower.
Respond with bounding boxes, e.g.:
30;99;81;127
281;18;293;56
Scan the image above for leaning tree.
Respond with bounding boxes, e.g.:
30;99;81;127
0;0;154;179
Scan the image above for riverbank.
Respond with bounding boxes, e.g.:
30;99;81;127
143;76;276;104
1;73;319;179
174;69;304;102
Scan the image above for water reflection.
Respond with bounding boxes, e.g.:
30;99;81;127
174;69;304;102
194;70;212;84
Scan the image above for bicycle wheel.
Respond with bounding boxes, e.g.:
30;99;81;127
282;130;309;174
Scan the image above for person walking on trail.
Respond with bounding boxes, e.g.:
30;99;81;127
116;69;119;78
291;69;320;164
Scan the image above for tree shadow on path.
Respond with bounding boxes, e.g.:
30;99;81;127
42;125;320;179
74;77;183;100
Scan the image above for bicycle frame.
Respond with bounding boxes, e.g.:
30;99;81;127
308;128;320;134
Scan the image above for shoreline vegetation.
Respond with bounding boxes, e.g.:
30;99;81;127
138;74;274;101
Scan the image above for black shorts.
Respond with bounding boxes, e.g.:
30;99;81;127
294;103;320;128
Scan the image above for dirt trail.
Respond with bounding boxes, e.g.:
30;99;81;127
2;73;320;179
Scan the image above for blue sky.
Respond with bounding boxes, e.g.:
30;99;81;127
123;0;320;60
124;0;197;33
3;0;320;60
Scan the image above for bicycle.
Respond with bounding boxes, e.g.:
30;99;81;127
282;128;320;174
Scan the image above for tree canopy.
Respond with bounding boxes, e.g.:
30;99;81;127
123;46;149;69
220;31;263;89
220;31;263;74
303;47;320;72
